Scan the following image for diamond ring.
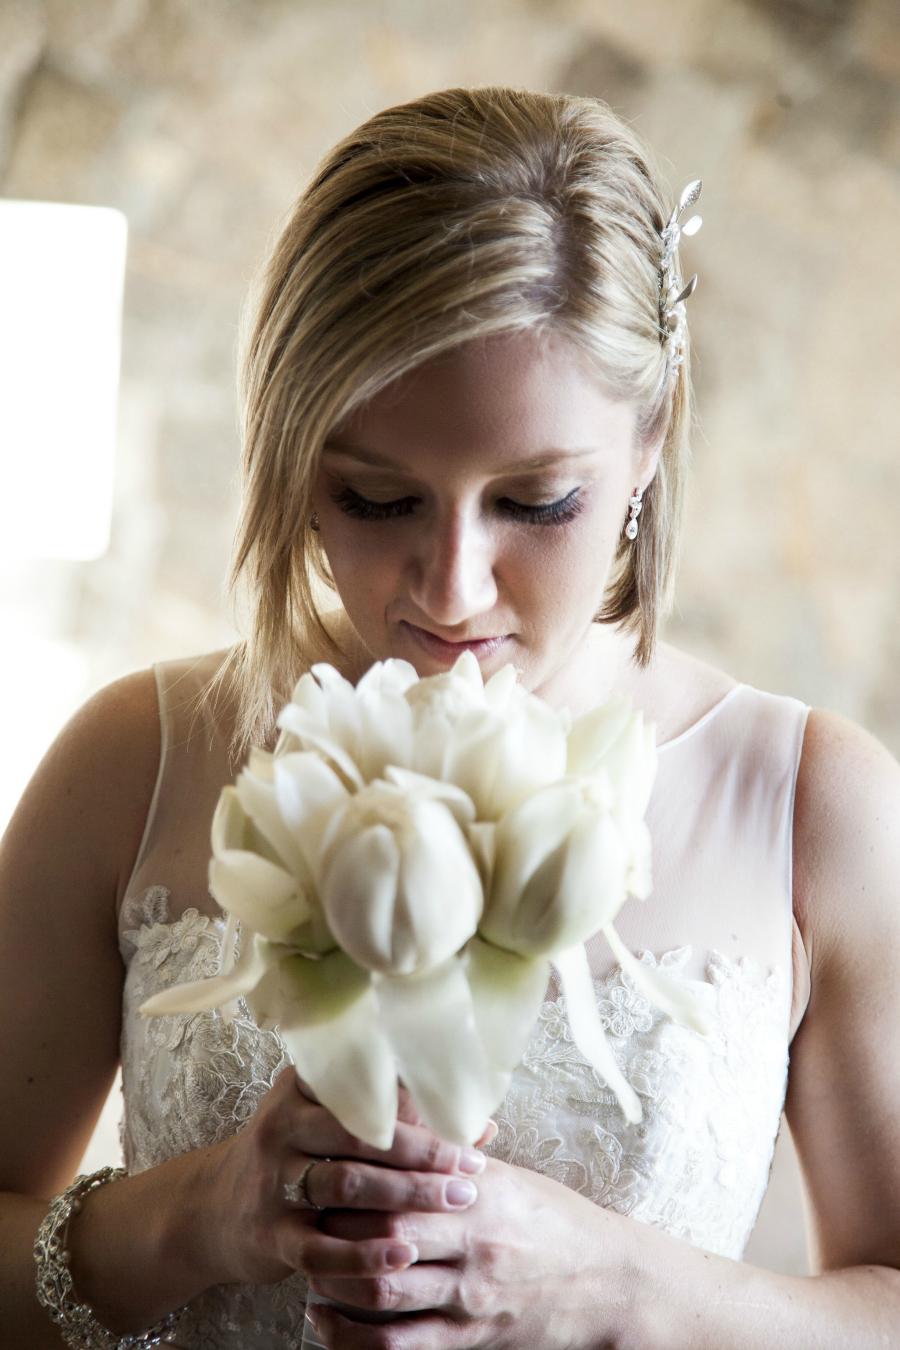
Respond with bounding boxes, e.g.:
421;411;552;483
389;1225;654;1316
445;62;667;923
284;1157;331;1209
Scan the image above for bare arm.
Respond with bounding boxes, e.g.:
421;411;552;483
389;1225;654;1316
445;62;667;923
0;670;160;1345
0;672;479;1346
302;708;900;1350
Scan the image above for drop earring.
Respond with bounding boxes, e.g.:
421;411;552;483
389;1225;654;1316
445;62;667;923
625;489;643;541
310;512;320;532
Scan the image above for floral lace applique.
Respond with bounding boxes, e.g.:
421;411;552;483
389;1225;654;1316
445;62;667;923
484;946;789;1260
118;893;789;1346
119;888;308;1349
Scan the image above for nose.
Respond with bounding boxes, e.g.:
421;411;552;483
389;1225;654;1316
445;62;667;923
406;505;498;628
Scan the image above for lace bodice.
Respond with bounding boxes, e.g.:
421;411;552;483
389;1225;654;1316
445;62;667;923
117;652;808;1349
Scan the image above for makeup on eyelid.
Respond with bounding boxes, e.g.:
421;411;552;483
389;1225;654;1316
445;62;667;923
328;481;587;527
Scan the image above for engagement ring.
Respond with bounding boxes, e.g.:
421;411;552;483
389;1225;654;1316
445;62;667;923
284;1157;330;1209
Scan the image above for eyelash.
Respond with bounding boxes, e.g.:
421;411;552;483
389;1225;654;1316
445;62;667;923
330;484;584;527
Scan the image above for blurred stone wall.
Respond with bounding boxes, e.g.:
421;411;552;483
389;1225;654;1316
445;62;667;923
2;0;898;736
3;0;899;1277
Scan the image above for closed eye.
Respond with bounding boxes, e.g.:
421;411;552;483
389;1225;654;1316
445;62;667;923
495;488;584;526
330;484;420;521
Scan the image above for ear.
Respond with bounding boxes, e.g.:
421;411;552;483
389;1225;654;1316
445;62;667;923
636;432;664;494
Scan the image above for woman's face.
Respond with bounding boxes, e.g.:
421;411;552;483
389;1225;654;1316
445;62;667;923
312;331;657;701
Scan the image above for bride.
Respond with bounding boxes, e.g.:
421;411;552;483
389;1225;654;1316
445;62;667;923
2;87;899;1349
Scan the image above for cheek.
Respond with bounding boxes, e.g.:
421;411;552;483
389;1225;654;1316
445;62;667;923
319;519;404;609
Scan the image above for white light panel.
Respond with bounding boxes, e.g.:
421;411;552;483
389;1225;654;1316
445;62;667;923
0;200;127;561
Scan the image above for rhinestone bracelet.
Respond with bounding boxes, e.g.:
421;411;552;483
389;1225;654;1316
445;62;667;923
34;1167;182;1349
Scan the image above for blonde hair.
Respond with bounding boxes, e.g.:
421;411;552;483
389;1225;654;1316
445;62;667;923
227;86;693;748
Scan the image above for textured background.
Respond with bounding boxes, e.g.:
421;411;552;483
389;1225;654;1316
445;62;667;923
3;0;899;1278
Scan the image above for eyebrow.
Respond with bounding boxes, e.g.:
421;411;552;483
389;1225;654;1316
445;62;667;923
321;442;595;473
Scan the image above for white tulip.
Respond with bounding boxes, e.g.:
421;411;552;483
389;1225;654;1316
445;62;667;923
277;659;419;786
407;654;569;820
479;774;628;958
318;778;483;976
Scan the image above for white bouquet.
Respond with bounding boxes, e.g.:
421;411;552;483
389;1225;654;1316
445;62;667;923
141;655;707;1148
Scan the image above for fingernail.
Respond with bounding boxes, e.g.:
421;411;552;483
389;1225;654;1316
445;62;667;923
458;1148;486;1174
305;1304;321;1330
445;1179;477;1207
386;1242;418;1268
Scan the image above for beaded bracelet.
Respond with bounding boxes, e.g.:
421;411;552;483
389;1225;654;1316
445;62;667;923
34;1167;182;1349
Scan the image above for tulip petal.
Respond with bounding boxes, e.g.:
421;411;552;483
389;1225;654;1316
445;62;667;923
321;822;403;972
383;765;476;826
237;767;311;879
449;650;484;690
273;752;350;872
567;696;632;776
140;932;278;1017
465;936;549;1073
209;849;312;944
552;944;642;1124
280;988;399;1150
602;923;710;1035
376;958;494;1145
247;948;371;1031
276;704;365;789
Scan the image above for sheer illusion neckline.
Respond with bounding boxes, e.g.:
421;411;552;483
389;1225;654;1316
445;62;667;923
657;684;744;752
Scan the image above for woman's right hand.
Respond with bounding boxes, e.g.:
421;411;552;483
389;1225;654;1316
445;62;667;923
199;1067;487;1290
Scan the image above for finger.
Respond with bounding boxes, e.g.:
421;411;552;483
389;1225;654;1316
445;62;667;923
320;1210;460;1262
308;1263;460;1314
306;1160;479;1215
475;1120;497;1147
396;1085;421;1126
288;1229;418;1279
284;1114;485;1178
307;1303;479;1350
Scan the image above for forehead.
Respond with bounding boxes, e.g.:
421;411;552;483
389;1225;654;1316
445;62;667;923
327;331;637;474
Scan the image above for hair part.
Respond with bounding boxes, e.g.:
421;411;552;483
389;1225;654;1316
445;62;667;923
222;86;694;749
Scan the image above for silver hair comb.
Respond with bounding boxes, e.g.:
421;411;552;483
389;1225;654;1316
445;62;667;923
660;179;702;377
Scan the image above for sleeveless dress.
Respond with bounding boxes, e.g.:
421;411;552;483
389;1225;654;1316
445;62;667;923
118;651;811;1350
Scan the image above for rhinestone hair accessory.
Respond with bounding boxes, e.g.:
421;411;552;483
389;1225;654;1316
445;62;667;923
660;179;703;378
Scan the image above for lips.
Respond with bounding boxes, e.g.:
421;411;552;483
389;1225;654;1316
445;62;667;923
400;620;510;663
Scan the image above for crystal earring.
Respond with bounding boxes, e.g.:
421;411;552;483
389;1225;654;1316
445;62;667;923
625;489;643;541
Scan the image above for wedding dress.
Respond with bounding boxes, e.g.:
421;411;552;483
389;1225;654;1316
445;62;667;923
117;652;810;1349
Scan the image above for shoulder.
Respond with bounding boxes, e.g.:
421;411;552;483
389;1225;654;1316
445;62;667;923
1;667;162;908
793;708;900;971
627;640;737;742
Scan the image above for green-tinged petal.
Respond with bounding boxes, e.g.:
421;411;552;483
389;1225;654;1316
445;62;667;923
140;932;278;1017
209;850;312;943
601;923;710;1035
383;766;476;826
376;957;494;1145
246;948;371;1031
465;936;549;1073
276;705;365;789
623;816;653;901
552;944;642;1124
480;781;582;952
567;697;632;777
279;990;399;1150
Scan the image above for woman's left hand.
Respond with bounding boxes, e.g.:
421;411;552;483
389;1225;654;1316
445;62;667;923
305;1155;630;1350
